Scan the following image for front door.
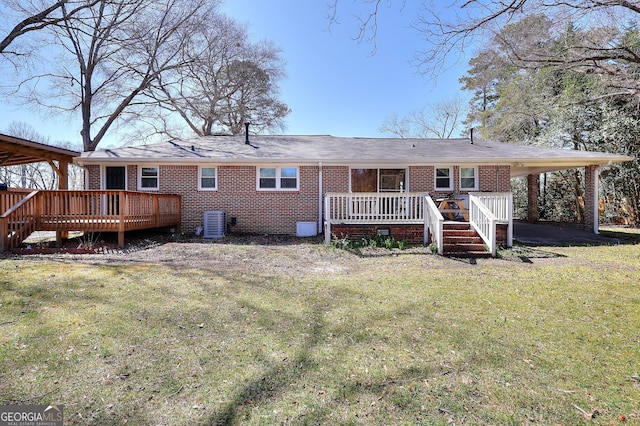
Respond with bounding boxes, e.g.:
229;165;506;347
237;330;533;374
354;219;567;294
104;166;125;215
105;166;126;190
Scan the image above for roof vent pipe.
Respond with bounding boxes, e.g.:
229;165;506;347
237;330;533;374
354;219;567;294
470;127;474;144
245;122;250;145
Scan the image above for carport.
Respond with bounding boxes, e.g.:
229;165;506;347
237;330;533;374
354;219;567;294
508;150;634;234
0;132;79;190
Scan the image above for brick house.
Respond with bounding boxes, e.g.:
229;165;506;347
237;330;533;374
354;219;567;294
75;134;631;256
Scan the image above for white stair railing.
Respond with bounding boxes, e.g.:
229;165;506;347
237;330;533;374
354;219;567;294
469;192;513;256
469;195;498;256
424;195;444;255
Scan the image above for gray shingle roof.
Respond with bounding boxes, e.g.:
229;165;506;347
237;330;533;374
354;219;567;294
77;135;632;176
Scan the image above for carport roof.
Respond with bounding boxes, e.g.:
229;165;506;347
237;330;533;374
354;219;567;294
0;133;80;166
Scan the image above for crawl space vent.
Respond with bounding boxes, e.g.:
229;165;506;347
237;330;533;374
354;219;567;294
203;211;226;238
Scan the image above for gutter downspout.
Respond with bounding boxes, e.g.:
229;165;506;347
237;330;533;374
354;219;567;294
318;162;323;236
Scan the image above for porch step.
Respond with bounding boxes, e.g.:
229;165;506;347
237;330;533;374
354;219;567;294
442;223;490;258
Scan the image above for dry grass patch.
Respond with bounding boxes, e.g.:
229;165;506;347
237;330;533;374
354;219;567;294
1;237;639;425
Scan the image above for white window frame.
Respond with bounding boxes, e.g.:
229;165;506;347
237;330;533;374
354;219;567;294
460;166;478;191
435;167;453;191
198;166;218;191
138;165;159;190
256;166;299;191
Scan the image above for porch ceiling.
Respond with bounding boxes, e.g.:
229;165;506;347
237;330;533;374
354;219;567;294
0;133;79;167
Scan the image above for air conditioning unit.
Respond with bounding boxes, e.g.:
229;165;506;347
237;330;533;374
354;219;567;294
203;211;226;238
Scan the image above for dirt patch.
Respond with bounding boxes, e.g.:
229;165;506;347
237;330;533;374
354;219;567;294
4;231;361;272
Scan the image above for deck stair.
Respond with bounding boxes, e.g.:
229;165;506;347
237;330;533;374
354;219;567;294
442;222;490;258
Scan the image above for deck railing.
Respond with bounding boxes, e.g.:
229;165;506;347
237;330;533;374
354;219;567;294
1;190;181;251
0;189;32;213
0;191;39;252
424;195;444;255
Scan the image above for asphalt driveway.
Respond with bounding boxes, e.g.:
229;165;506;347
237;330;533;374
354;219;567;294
513;221;620;246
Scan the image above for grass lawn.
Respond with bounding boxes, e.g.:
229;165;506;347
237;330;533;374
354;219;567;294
1;233;639;425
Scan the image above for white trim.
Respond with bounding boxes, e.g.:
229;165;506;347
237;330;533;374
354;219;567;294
138;165;159;191
256;166;300;191
198;166;218;191
434;166;453;191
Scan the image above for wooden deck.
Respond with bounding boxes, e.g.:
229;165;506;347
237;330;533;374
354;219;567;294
0;189;181;251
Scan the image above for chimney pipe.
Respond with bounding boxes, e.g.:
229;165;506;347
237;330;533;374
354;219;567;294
470;127;474;144
245;122;250;145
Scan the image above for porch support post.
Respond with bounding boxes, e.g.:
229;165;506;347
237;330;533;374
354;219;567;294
56;160;70;246
584;165;599;234
527;173;540;223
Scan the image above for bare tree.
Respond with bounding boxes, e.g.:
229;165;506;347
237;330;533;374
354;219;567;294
143;14;289;138
380;97;467;138
11;0;218;151
0;1;100;57
329;1;640;96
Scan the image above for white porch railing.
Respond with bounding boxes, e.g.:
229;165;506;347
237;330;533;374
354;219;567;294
325;192;425;223
424;195;444;255
324;192;425;243
469;192;513;256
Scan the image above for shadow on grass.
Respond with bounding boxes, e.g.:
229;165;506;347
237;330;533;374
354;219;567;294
496;245;566;263
203;306;326;426
599;228;640;245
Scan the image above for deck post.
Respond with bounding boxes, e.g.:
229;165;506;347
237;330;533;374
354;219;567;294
0;217;7;252
117;191;126;247
153;195;160;227
56;161;70;244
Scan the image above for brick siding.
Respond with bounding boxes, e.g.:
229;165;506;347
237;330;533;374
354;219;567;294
85;162;512;236
584;165;598;231
87;165;100;190
149;164;321;235
330;224;424;244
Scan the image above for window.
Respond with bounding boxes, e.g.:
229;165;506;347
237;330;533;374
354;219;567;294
257;167;298;190
435;167;452;190
280;167;298;189
199;167;217;190
259;167;277;188
350;168;406;192
139;166;159;190
460;167;477;190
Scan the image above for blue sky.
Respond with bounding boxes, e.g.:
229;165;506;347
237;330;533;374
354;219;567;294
0;1;470;148
221;0;468;137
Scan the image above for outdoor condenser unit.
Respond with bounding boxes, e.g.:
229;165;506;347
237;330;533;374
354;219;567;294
203;210;226;238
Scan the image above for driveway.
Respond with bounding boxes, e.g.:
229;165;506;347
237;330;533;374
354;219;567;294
513;221;620;246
